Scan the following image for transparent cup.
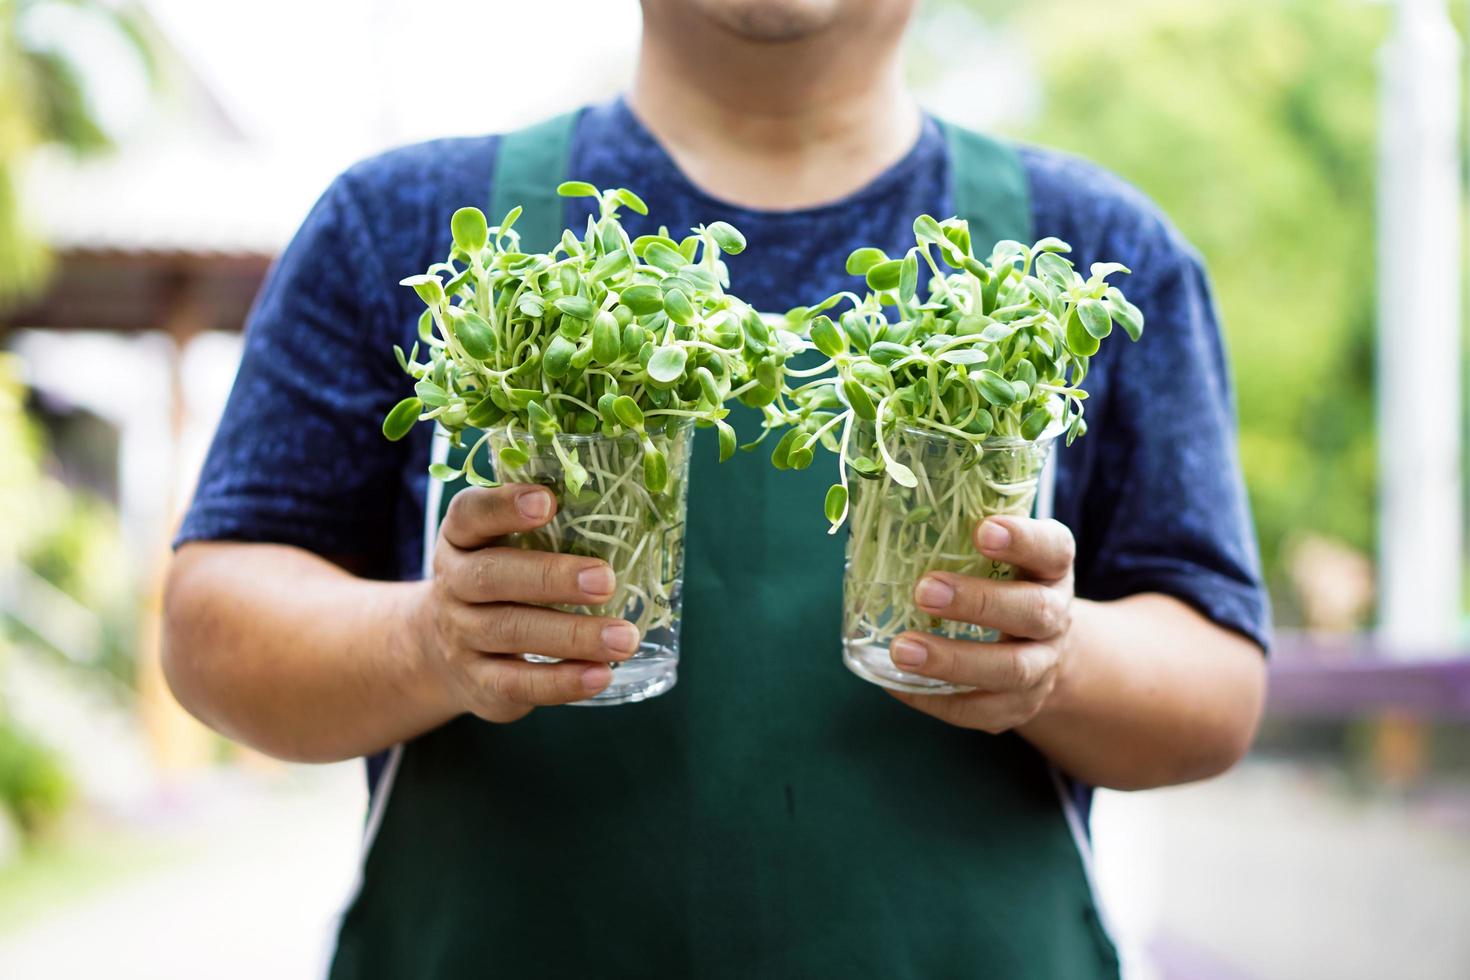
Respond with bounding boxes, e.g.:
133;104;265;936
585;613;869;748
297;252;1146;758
842;418;1057;695
485;419;693;705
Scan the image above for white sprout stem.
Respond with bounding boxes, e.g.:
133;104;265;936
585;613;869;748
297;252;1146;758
486;424;692;640
842;422;1051;650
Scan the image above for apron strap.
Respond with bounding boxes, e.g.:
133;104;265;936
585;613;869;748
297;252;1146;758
937;119;1033;248
489;111;580;254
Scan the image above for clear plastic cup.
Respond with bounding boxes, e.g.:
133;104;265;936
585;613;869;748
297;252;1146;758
841;419;1056;695
486;419;693;705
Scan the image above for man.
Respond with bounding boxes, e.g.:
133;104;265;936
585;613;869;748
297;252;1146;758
163;1;1268;977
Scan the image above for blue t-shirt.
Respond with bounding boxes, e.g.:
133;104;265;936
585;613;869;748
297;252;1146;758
178;98;1268;654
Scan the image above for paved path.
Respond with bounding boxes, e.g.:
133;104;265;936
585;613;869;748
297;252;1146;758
4;757;1467;979
0;764;365;980
1095;761;1470;980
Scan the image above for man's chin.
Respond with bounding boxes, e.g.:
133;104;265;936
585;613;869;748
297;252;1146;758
692;0;844;43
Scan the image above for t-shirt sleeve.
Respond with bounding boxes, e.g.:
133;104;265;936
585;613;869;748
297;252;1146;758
1072;235;1271;653
174;174;410;560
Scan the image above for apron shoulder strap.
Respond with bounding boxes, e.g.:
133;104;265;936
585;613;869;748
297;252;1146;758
489;110;581;253
937;119;1033;249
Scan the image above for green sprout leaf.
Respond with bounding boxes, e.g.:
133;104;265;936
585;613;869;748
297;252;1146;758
1090;261;1130;281
647;345;688;385
612;395;644;429
823;484;849;528
613;188;648;214
707;221;746;255
663;288;696;326
414;380;448;407
770;428;801;470
498;445;530;468
1021;406;1052;440
866;259;903;291
912;214;945;246
557;180;599;198
643;447;668;493
400;274;444;307
1077;298;1113;340
542;334;577;379
974;369;1016;407
450;308;496;359
1106;287;1145;342
619;283;664;315
1034;251;1073;289
846;247;887;275
843;379;877;420
884;457;918;489
382;397;423;441
553;295;596;320
1065;308;1102;356
591;311;621;364
451;207;488;254
937;347;987;366
808;315;847;358
590;250;631;281
643;241;685;273
715;419;737;462
696;366;722;405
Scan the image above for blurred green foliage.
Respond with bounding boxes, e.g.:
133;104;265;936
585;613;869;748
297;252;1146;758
0;356;135;839
0;713;70;842
1;356;136;685
0;0;156;303
953;0;1387;614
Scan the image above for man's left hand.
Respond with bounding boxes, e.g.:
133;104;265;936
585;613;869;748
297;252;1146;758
887;516;1077;732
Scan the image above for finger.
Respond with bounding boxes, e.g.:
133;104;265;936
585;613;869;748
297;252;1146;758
443;546;616;605
460;604;642;662
887;632;1054;692
467;656;613;707
913;573;1069;640
442;485;557;551
974;516;1075;582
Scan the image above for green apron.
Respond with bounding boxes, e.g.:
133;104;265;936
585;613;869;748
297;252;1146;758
329;114;1119;980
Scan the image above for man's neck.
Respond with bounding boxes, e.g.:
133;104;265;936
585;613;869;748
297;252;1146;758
628;9;921;211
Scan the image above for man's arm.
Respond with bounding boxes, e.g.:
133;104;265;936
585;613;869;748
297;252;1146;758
162;486;638;763
1020;592;1264;790
885;515;1266;791
164;543;446;763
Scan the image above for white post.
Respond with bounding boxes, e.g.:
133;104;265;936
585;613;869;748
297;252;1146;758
1376;0;1463;654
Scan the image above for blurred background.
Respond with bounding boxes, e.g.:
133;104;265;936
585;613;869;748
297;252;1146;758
2;0;1468;976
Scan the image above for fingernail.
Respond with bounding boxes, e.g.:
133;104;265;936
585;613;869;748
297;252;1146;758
578;565;615;596
602;622;640;655
890;637;928;669
581;664;612;693
979;520;1011;554
516;489;551;521
915;576;954;610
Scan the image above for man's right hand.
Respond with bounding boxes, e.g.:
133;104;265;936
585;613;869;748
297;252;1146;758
413;484;639;723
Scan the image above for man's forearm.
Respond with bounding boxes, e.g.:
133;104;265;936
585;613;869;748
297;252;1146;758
163;542;451;763
1018;593;1266;790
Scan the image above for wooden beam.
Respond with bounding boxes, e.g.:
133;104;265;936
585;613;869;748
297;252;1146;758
0;247;271;335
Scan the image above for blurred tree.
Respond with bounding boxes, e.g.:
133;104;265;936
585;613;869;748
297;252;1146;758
946;0;1387;617
0;0;155;304
0;710;71;843
1;353;135;683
